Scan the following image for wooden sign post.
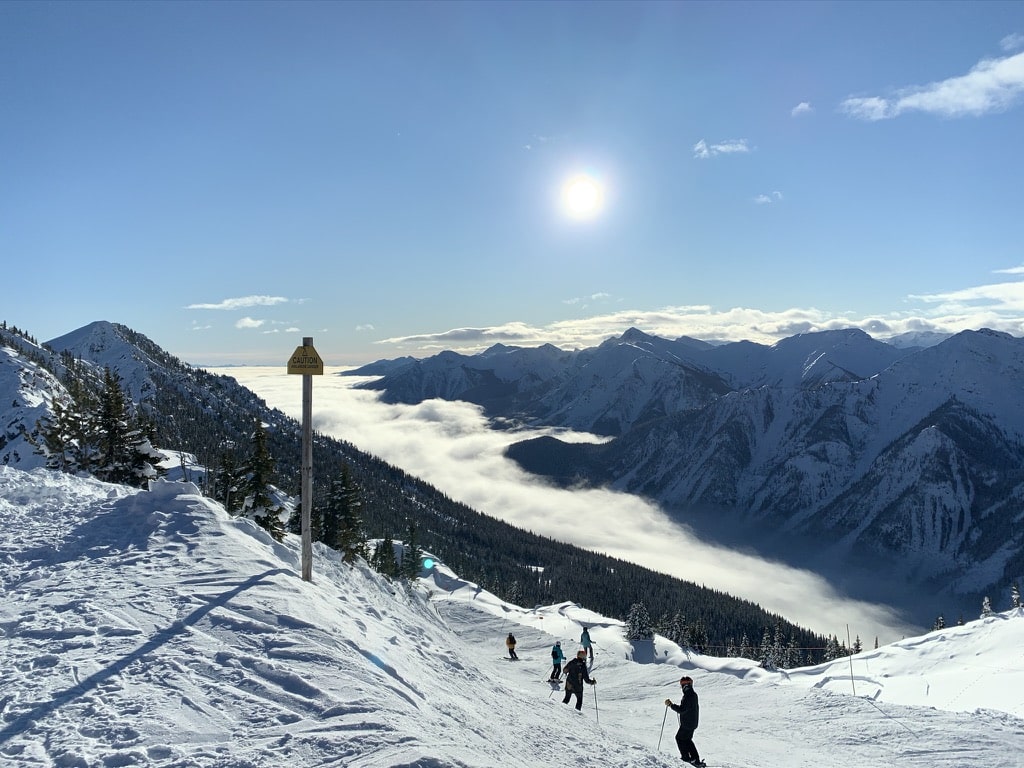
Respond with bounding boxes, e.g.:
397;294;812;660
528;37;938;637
287;337;323;581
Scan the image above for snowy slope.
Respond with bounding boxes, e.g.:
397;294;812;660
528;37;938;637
1;465;1022;768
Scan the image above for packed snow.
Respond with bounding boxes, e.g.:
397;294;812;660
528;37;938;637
1;465;1022;767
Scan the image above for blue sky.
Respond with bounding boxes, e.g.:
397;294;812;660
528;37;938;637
3;1;1024;366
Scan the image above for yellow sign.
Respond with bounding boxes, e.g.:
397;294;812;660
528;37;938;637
287;345;324;375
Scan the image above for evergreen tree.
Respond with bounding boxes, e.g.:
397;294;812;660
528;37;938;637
371;535;399;578
759;627;774;668
212;447;242;514
36;366;162;487
625;601;653;640
690;617;709;654
739;633;754;660
852;635;863;654
1011;582;1022;609
35;397;80;472
786;635;803;668
239;420;285;540
400;521;423;580
980;595;994;618
331;464;367;563
933;615;946;631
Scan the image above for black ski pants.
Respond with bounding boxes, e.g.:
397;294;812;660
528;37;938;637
562;688;583;710
675;728;699;762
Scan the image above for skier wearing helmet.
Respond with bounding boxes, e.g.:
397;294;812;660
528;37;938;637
549;640;565;681
664;676;704;766
561;650;596;710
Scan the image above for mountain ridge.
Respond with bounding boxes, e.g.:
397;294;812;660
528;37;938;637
349;326;1024;622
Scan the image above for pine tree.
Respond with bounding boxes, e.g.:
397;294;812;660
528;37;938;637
690;618;709;654
933;615;946;631
1011;582;1022;609
759;627;774;667
212;447;242;514
980;595;994;618
326;463;367;563
371;535;399;578
400;521;423;580
35;397;79;472
739;633;754;660
625;601;653;640
239;420;285;540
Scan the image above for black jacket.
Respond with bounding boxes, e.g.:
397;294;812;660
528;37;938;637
562;658;594;692
670;685;699;730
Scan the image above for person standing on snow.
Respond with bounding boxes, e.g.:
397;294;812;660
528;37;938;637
506;632;518;660
549;640;565;681
580;626;593;661
664;675;704;767
561;650;596;710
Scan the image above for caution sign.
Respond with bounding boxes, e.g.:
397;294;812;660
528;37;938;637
287;345;324;375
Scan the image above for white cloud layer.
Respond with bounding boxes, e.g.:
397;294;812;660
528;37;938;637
791;101;813;116
220;366;920;645
841;51;1024;120
369;273;1024;358
235;317;265;329
187;295;290;311
693;138;751;159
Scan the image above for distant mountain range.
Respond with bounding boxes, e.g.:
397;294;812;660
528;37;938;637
348;327;1024;621
1;320;821;651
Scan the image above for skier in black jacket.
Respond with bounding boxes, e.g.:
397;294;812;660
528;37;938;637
665;675;704;766
561;650;596;710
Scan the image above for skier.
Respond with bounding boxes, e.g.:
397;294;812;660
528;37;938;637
505;632;518;660
561;649;596;710
550;640;565;681
580;625;593;661
664;675;704;767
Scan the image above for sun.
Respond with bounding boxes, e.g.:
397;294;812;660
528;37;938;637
560;173;605;220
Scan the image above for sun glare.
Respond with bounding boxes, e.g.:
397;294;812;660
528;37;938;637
560;173;605;220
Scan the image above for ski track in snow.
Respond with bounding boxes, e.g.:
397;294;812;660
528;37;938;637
1;466;1023;767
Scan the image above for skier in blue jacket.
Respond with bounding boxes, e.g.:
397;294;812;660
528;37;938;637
549;640;565;681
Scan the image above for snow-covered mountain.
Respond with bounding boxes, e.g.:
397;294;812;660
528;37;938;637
1;465;1021;768
350;327;1024;617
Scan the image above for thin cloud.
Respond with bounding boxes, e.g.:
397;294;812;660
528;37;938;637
1002;33;1024;52
235;317;265;329
840;51;1024;120
693;138;751;159
187;296;289;311
791;101;814;116
356;324;376;332
564;292;612;306
754;191;784;205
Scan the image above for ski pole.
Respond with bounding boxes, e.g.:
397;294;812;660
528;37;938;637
658;705;668;750
593;682;599;725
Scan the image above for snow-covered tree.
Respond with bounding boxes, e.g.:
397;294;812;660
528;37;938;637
980;596;994;618
625;601;653;640
1011;582;1022;609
